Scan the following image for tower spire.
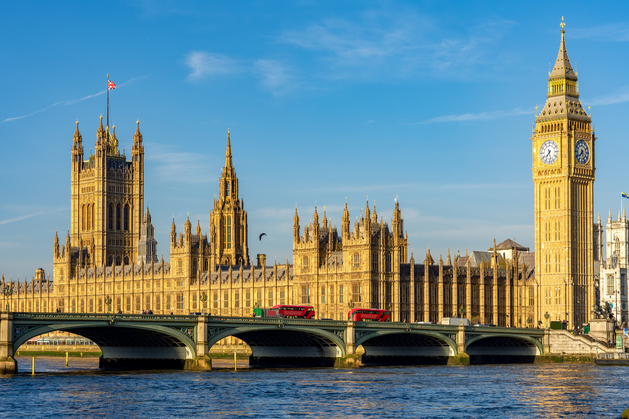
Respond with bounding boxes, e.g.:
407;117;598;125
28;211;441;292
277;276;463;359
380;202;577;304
225;129;233;169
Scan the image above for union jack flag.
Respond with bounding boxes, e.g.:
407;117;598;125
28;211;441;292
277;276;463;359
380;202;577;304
108;80;116;90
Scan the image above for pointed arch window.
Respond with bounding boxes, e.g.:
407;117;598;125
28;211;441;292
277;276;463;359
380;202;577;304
108;204;114;230
124;204;130;231
226;182;230;197
223;216;232;249
82;205;86;231
116;204;121;230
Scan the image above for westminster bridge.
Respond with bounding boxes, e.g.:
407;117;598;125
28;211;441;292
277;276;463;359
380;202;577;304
0;312;547;373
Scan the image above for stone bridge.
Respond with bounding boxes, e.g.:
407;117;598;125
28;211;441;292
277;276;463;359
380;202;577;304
0;312;546;373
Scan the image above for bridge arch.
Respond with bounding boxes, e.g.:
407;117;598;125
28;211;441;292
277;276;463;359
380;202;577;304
13;321;197;368
208;325;346;367
356;330;457;365
465;334;542;362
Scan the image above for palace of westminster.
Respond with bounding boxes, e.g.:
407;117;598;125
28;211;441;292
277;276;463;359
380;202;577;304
2;23;628;330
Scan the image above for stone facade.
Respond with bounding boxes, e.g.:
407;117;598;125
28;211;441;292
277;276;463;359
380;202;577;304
532;23;596;329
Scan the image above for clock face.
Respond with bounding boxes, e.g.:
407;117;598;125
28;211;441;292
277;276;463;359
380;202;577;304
540;140;559;164
575;140;589;164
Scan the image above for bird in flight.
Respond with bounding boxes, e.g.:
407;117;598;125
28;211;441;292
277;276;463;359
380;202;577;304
259;233;267;241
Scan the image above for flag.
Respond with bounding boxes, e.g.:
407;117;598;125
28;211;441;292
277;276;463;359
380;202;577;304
622;192;629;199
108;80;116;90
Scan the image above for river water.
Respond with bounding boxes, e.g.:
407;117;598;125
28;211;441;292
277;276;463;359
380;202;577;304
1;357;627;418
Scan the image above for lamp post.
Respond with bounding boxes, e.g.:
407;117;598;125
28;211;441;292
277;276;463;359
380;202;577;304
2;283;13;312
459;306;466;319
200;291;208;315
544;311;550;329
105;295;112;313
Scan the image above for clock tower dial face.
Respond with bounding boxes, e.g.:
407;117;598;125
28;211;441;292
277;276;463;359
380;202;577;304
540;140;559;164
574;140;590;164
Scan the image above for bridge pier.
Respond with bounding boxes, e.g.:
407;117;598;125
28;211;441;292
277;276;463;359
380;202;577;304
447;325;470;365
345;321;355;355
0;312;16;374
188;315;212;371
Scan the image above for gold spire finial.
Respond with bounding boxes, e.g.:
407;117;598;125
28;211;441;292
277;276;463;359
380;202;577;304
560;16;565;32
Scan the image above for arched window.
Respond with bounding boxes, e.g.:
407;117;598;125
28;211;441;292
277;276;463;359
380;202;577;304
124;256;130;266
116;256;122;266
86;204;91;231
82;205;86;231
223;216;232;249
91;204;95;229
116;204;122;230
124;204;130;231
353;253;360;267
303;256;309;269
108;203;114;230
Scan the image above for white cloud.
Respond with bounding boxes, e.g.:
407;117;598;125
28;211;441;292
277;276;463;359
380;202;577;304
279;14;515;80
1;76;147;124
254;59;295;95
587;86;629;107
571;23;629;42
147;144;215;184
185;52;243;81
413;107;533;124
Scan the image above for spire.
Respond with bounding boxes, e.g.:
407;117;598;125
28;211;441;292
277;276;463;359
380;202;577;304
446;248;451;266
609;207;613;222
225;129;233;169
97;115;105;142
550;17;577;82
372;202;377;224
313;202;319;225
598;210;601;224
73;120;82;144
133;119;143;144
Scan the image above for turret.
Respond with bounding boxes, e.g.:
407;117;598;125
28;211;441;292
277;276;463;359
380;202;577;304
341;201;350;239
54;230;60;258
293;207;300;240
171;217;177;246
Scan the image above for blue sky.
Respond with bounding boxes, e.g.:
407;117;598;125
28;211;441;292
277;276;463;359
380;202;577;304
2;1;629;281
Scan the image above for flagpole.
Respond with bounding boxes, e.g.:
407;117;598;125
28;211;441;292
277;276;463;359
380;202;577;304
106;74;109;132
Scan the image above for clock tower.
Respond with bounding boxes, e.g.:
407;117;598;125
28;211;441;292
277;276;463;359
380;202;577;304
532;19;596;329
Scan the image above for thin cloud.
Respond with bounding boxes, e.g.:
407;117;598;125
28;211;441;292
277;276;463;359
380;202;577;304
571;23;629;42
147;144;215;184
1;76;147;124
185;51;243;81
0;207;66;226
279;15;515;80
254;59;296;95
413;107;533;124
588;86;629;107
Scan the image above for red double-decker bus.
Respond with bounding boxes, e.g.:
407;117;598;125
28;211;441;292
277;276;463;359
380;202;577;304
348;308;390;322
266;305;315;319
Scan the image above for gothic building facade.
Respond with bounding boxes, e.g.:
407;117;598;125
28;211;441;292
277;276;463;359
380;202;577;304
0;21;603;330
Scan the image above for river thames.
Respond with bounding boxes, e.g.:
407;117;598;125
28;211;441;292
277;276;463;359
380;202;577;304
0;357;627;418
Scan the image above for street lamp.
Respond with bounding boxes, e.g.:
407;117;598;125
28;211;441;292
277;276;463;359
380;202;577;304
544;311;550;329
459;306;466;319
105;295;112;313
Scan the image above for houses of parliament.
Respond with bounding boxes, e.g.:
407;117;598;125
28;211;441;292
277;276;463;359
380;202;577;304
0;22;607;329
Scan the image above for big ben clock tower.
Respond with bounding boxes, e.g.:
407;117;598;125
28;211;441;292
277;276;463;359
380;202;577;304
532;18;596;329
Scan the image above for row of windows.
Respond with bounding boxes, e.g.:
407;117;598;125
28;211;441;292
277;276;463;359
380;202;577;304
542;186;561;210
543;220;561;241
107;203;131;231
543;252;561;273
543;287;562;305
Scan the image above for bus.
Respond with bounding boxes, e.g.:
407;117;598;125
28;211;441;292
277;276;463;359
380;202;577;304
254;305;316;319
348;308;390;322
